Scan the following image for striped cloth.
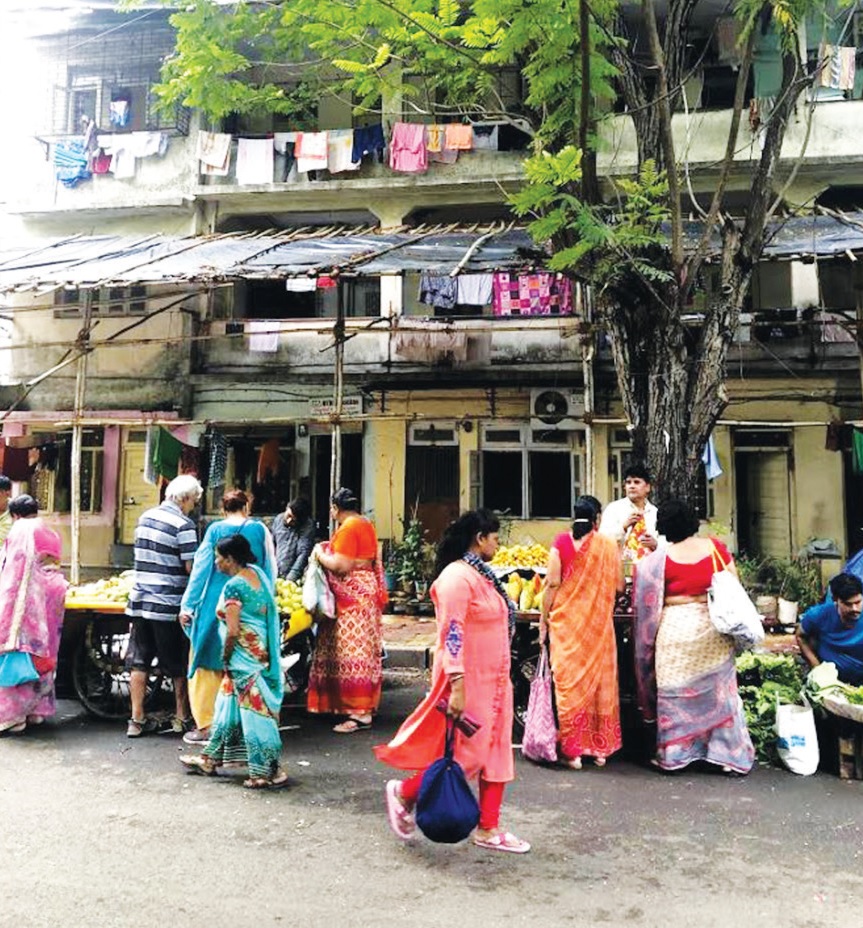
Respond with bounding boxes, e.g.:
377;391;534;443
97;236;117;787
126;501;198;622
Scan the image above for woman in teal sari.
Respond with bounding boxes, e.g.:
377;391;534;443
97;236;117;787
180;534;287;789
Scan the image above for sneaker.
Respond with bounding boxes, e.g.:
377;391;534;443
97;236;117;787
163;715;195;735
126;717;158;738
182;728;211;746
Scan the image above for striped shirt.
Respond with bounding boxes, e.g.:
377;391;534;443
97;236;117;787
126;500;198;622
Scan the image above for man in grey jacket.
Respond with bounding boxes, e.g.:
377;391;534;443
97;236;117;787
271;497;316;581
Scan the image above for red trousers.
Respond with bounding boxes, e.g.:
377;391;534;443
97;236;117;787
400;770;505;831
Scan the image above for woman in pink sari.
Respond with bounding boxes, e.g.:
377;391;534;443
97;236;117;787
0;495;67;734
540;495;624;769
376;509;530;854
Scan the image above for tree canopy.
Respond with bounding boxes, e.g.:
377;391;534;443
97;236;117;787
129;0;839;500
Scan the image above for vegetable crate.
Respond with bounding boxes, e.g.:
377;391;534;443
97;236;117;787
836;719;863;780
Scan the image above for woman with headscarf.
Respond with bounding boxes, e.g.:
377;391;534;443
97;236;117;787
179;489;276;746
307;487;386;733
539;495;623;769
0;495;67;734
376;509;530;854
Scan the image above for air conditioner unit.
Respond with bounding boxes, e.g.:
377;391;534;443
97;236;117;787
529;388;585;430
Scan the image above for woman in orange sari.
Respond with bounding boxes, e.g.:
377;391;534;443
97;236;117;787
540;495;623;769
308;487;386;733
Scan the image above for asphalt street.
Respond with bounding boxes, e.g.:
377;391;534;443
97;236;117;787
1;671;862;928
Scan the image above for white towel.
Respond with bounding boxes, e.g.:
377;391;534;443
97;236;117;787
285;278;317;292
248;320;280;352
111;145;136;179
327;129;360;173
236;137;274;185
196;131;232;174
295;131;328;172
456;274;493;306
130;131;166;158
273;131;297;154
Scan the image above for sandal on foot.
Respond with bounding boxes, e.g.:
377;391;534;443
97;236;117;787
385;779;416;841
179;754;218;776
333;717;372;734
474;831;531;854
126;717;158;738
243;771;290;790
594;756;607;768
564;756;582;770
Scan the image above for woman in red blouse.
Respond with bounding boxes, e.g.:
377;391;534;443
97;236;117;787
634;499;755;774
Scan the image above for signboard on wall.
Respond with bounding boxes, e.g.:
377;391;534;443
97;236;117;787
308;396;363;418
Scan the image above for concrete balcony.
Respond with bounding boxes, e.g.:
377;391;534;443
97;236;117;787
193;315;584;384
597;100;863;197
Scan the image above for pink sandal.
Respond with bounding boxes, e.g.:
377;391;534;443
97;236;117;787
474;831;531;854
385;780;416;841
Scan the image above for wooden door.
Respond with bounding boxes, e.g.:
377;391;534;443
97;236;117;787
119;437;161;544
738;451;792;558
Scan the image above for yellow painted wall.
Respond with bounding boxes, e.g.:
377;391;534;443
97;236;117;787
792;425;846;556
363;418;406;541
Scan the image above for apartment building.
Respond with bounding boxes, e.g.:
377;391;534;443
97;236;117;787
0;2;861;571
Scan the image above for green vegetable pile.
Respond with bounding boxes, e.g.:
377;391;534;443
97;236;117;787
736;652;805;764
804;661;863;707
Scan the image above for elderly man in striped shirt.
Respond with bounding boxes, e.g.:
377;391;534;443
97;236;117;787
126;474;202;737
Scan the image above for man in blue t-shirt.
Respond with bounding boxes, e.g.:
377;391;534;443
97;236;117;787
797;573;863;685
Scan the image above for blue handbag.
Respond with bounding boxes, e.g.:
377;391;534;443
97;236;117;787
415;719;480;844
0;652;40;686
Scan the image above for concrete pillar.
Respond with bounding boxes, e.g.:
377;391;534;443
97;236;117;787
362;417;406;541
371;200;409;230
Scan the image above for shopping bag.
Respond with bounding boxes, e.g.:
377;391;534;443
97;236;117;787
776;698;819;776
522;645;558;763
302;554;336;621
415;721;480;844
0;652;40;686
707;543;764;651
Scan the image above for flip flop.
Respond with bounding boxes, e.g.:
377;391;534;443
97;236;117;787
474;831;531;854
333;717;372;734
385;779;416;841
243;771;291;790
179;754;218;776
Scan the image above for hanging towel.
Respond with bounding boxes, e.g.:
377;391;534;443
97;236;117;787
817;44;854;90
111;144;136;179
444;123;473;150
197;131;232;175
389;122;427;173
471;123;499;151
326;129;360;173
236;137;275;184
550;274;574;315
295;132;329;172
426;125;458;164
351;124;385;162
53;140;91;188
143;426;157;485
152;427;183;481
256;438;281;484
109;100;130;128
285;277;317;292
456;274;493;306
701;435;724;480
130;131;167;158
92;151;112;174
839;47;856;91
419;274;458;309
273;132;297;154
208;430;228;487
853;429;863;476
248;320;280;352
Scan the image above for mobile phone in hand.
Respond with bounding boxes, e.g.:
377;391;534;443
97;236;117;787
436;698;483;738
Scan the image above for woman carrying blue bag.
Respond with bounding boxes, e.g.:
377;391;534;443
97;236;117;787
179;489;276;745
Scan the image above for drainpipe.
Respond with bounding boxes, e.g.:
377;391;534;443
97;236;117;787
70;294;93;586
329;281;345;527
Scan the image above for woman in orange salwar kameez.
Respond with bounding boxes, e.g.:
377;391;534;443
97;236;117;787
308;488;386;733
540;495;623;769
376;510;530;854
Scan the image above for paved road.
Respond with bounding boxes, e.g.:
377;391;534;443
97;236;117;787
1;673;861;928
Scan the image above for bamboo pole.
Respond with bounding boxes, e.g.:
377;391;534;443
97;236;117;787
69;294;93;586
329;282;345;526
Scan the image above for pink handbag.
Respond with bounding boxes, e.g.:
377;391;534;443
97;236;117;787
521;645;558;763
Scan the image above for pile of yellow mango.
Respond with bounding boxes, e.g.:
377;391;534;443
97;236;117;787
505;572;544;613
66;572;135;605
490;543;549;570
275;578;314;638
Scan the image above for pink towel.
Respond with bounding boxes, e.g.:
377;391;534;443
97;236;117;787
389;122;427;173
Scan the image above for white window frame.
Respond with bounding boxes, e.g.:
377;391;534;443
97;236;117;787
55;286;147;318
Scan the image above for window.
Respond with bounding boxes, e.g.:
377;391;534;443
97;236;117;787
31;429;104;514
240;278;380;320
54;287;147;318
480;423;584;518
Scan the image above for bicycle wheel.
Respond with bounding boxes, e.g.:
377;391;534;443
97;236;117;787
71;619;163;720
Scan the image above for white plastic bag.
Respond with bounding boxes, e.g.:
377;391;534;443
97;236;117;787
302;554;336;621
776;699;819;776
707;544;764;651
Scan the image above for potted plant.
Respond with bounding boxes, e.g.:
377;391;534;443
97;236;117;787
776;557;822;626
389;515;427;596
